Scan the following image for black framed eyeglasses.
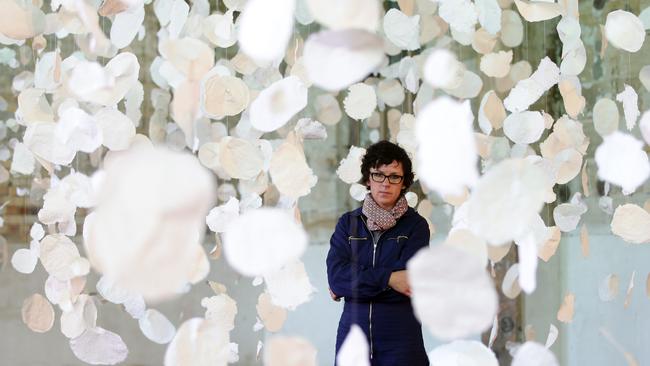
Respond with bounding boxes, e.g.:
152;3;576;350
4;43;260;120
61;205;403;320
370;172;404;184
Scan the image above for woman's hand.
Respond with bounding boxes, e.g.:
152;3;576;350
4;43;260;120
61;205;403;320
329;288;341;302
388;270;411;296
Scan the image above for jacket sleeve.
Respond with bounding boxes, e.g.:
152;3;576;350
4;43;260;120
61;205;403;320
326;214;393;301
392;217;431;272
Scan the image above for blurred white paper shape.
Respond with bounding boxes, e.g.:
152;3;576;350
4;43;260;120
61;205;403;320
428;340;498;366
416;97;478;197
595;132;650;194
250;76;307;132
263;259;315;310
337;324;370;366
224;208;307;277
408;245;498;340
303;29;384;92
238;0;294;63
69;53;140;106
466;158;548;245
84;147;214;301
70;327;128;365
423;49;463;89
512;341;559;366
336;146;366;184
605;10;646;53
500;10;524;48
256;292;287;332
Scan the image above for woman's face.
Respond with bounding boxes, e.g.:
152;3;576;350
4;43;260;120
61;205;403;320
367;160;405;210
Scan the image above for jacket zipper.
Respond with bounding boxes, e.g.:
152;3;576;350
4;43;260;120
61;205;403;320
359;216;382;361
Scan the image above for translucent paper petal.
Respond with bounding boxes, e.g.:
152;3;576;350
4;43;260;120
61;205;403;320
110;6;145;49
164;318;230;366
0;0;46;40
256;292;287;333
605;10;646;53
40;234;90;281
21;293;55;333
139;309;176;344
503;111;545;144
269;137;318;199
439;0;478;34
611;204;650;244
478;90;506;134
595;132;650;194
336;146;366;184
475;0;502;34
201;294;237;332
24;122;76;165
500;10;524;47
11;247;38;274
61;294;97;339
223;208;307;277
593;98;619;137
408;245;498;340
514;0;562;22
201;74;250;118
480;50;512;78
218;137;264;180
303;30;384;92
383;9;420;51
416;97;478;197
10;142;35;175
95;107;136;151
56;106;103;154
70;327;129;365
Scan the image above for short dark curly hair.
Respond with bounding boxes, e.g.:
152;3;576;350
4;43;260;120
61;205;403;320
360;140;414;190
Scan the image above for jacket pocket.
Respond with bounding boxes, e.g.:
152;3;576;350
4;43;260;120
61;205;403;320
348;236;369;262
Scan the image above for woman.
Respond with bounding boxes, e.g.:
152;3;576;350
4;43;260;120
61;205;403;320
327;141;430;365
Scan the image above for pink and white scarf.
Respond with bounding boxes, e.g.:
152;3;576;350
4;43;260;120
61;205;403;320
362;193;408;231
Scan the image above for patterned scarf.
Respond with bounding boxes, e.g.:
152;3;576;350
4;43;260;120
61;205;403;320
362;193;408;231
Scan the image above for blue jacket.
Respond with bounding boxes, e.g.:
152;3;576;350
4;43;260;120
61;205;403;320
327;206;430;366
